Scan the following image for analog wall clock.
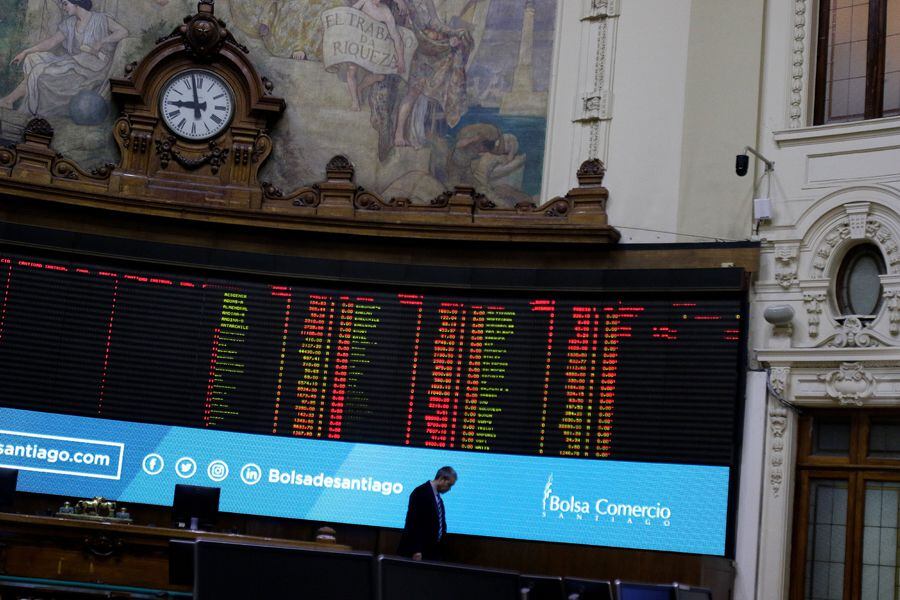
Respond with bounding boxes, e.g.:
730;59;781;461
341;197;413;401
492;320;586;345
159;69;234;141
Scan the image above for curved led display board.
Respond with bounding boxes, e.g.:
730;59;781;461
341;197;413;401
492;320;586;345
0;247;745;556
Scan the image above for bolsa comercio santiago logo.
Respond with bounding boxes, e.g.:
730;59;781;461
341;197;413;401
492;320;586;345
541;473;672;526
542;474;553;511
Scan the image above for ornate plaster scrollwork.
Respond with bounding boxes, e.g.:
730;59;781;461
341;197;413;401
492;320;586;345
884;289;900;335
588;18;609;158
866;220;900;273
812;220;850;278
803;292;826;337
774;244;799;289
770;367;790;398
790;0;809;128
576;0;617;159
584;0;617;19
818;362;877;406
768;385;789;498
820;316;890;348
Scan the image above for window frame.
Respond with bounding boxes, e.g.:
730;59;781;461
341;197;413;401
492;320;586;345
815;0;891;125
791;410;900;600
834;243;886;317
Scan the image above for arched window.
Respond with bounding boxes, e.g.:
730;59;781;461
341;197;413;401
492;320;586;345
835;244;886;316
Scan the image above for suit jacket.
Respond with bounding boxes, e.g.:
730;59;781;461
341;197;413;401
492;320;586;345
397;481;446;560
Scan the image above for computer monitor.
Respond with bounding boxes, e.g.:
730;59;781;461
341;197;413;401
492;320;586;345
614;581;677;600
0;467;18;510
519;574;565;600
674;584;713;600
172;484;219;530
563;577;613;600
194;540;373;600
378;555;520;600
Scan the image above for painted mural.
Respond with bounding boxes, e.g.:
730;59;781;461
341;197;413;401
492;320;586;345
0;0;557;206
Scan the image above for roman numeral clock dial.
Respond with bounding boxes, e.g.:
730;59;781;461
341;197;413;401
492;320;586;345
159;70;234;141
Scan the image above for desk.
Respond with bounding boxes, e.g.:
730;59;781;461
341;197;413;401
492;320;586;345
0;513;349;591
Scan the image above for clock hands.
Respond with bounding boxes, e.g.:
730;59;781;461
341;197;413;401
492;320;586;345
167;99;208;112
191;74;202;120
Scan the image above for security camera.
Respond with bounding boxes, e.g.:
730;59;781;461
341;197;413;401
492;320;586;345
735;154;749;177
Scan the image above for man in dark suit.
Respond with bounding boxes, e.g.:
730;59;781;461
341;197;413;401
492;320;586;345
397;466;457;561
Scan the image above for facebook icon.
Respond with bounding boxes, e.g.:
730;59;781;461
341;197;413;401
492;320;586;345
142;453;165;476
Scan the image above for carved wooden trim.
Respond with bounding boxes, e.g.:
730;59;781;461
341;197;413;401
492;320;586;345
0;124;619;243
258;157;614;232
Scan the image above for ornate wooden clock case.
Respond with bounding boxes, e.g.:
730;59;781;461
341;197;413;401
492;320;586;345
108;0;285;209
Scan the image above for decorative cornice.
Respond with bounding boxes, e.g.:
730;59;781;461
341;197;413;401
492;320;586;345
0;109;619;244
757;346;900;364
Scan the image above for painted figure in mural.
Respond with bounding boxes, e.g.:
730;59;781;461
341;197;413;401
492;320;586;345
393;0;473;147
0;0;127;116
228;0;342;61
447;123;529;205
345;0;407;111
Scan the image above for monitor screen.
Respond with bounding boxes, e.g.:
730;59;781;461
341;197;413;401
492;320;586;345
379;555;520;600
563;577;613;600
0;246;745;555
0;467;17;510
519;574;565;600
674;586;713;600
194;540;372;600
615;581;675;600
172;484;220;529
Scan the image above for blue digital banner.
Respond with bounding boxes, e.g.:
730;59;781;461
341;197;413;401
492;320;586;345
0;408;729;555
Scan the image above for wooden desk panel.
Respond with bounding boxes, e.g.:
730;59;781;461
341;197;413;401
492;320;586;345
0;513;349;591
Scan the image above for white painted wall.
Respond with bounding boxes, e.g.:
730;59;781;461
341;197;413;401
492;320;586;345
544;0;763;243
604;0;692;242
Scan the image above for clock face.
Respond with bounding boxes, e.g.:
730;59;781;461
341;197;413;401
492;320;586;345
159;70;234;141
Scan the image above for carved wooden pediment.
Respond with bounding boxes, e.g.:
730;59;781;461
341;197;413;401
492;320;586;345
0;2;620;245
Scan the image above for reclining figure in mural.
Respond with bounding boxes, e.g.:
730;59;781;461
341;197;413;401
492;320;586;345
0;0;127;118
